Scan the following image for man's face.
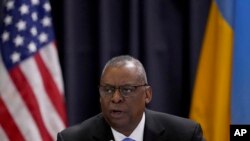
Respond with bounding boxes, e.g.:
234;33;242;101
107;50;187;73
99;63;151;134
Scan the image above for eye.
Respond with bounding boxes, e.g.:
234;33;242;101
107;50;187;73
103;86;115;94
121;86;135;94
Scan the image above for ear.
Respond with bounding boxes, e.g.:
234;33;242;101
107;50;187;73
145;86;152;104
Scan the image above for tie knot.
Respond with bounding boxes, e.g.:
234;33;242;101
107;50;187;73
122;138;135;141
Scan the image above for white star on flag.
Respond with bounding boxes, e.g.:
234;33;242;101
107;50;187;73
13;35;24;47
31;0;40;5
38;32;48;43
4;15;12;25
28;42;37;52
19;4;29;15
31;12;38;21
6;1;14;10
43;2;51;12
16;20;26;31
41;16;51;27
10;51;21;63
30;27;38;36
2;31;10;42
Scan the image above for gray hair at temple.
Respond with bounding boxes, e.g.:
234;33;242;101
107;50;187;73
101;55;148;84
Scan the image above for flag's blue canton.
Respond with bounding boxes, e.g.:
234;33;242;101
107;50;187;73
0;0;54;70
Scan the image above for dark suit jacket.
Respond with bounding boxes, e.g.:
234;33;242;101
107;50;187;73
57;109;204;141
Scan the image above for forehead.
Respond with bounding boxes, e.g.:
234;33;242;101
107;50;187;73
101;63;140;85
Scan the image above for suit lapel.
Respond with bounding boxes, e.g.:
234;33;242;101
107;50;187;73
143;110;166;141
92;114;115;141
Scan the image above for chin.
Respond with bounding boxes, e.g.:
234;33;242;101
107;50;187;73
109;118;128;128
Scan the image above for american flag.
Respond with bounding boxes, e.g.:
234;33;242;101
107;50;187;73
0;0;67;140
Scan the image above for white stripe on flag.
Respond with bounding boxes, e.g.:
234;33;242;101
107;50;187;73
20;56;65;140
40;43;64;94
0;127;9;141
0;56;42;141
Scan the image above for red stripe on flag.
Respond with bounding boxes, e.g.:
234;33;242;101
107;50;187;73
9;67;53;141
0;97;25;141
34;53;67;125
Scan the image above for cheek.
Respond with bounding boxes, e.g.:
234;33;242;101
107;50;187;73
100;98;108;110
136;94;147;104
129;97;146;112
100;97;108;103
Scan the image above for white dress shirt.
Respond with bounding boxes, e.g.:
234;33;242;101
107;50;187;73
111;112;145;141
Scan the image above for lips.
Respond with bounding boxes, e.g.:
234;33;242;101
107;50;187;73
110;109;124;119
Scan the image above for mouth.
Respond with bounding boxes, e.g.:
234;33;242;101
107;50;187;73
110;109;124;119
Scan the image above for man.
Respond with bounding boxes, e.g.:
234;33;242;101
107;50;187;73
57;55;204;141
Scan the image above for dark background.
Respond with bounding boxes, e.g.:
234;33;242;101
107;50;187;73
0;0;211;126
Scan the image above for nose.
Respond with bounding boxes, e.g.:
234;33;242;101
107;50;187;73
111;89;123;103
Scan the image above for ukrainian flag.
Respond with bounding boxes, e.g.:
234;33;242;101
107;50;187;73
190;0;250;140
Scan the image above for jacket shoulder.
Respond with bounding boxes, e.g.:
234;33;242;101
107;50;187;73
148;110;198;127
58;114;106;141
145;110;204;141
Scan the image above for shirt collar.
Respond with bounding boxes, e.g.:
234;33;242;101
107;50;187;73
111;112;145;141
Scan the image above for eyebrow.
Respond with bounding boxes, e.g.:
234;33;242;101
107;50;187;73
100;83;141;86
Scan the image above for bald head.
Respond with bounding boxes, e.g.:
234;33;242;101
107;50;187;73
101;55;148;84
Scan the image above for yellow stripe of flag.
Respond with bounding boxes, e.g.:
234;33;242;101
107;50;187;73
190;1;232;141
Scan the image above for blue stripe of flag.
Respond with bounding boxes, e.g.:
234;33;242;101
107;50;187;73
215;0;234;28
232;0;250;124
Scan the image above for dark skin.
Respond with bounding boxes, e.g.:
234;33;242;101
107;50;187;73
99;62;152;136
